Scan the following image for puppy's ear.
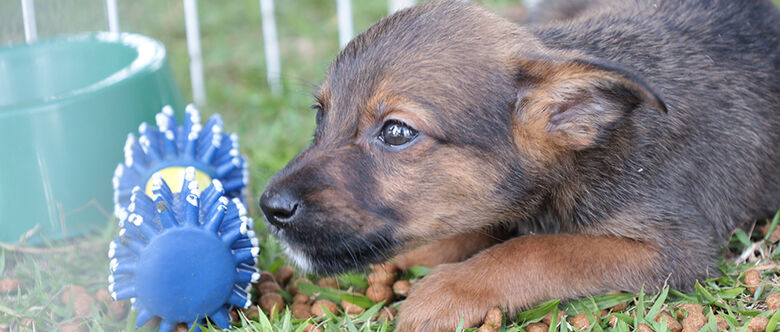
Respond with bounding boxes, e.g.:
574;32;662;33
513;57;666;151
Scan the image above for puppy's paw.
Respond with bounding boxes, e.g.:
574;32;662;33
396;263;496;332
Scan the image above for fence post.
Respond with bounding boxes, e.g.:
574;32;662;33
105;0;120;34
259;0;282;96
21;0;37;43
336;0;353;49
388;0;415;14
183;0;207;105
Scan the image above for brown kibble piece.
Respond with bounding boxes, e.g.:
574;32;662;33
258;280;281;294
61;285;88;304
748;316;768;331
274;266;295;287
377;307;397;322
655;311;682;332
229;309;239;322
570;313;591;330
392;280;412;297
311;299;339;317
744;269;761;295
677;303;703;319
341;298;365;315
767;292;780;310
526;322;548;332
72;292;93;317
366;284;394;305
289;278;312;295
317;277;340;289
371;262;399;275
682;313;705;331
367;271;395;286
304;323;324;332
259;293;284;316
543;310;565;326
59;321;87;332
175;323;189;332
243;306;260;320
258;272;275;284
715;315;729;331
291;303;312;319
483;307;502;330
0;327;7;332
760;222;780;242
636;323;652;332
94;289;111;303
293;293;311;304
107;300;129;319
680;328;695;332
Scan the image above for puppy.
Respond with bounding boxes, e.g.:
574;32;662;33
260;0;780;330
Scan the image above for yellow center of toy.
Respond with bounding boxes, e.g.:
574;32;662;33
145;167;212;197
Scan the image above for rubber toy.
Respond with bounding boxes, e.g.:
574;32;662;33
112;104;248;222
109;167;259;331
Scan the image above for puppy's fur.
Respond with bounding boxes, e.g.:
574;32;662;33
261;0;780;330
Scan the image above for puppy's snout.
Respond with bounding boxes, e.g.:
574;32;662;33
260;189;301;228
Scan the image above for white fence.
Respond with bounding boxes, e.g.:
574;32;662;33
17;0;417;103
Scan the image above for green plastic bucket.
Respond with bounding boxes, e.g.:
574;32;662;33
0;32;183;244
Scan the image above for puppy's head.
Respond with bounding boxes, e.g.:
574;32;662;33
260;0;665;274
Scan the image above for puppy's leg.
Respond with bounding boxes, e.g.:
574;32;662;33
397;234;670;332
394;230;510;270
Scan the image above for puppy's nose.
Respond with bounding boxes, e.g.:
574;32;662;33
260;190;300;227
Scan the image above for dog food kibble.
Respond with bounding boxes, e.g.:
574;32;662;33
258;272;275;284
636;323;652;332
366;284;394;305
715;315;729;331
371;262;399;275
259;293;284;315
676;303;703;319
480;307;502;331
570;313;591;330
229;309;239;322
767;292;780;310
293;292;311;304
376;307;397;322
71;292;94;317
258;280;281;294
61;285;89;304
526;322;549;332
341;298;365;315
681;312;705;331
748;316;769;331
542;310;565;326
59;321;87;332
311;299;339;317
0;279;19;294
367;271;395;286
175;323;189;332
317;277;340;289
274;266;295;287
744;269;761;295
290;278;313;295
654;311;682;332
291;303;312;319
392;280;411;297
243;306;260;320
760;222;780;242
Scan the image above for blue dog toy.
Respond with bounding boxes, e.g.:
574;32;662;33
109;105;258;331
109;168;259;331
112;104;248;221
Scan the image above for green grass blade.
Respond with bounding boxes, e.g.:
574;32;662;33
767;308;780;332
645;286;669;321
516;299;560;323
764;209;780;242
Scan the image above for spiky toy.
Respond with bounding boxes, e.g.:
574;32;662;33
112;104;249;221
109;167;259;331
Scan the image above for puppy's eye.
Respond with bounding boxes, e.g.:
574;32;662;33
311;103;324;125
380;120;418;146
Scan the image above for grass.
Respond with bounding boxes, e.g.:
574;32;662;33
1;0;779;331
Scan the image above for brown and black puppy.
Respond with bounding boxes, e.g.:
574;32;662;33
260;0;780;330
